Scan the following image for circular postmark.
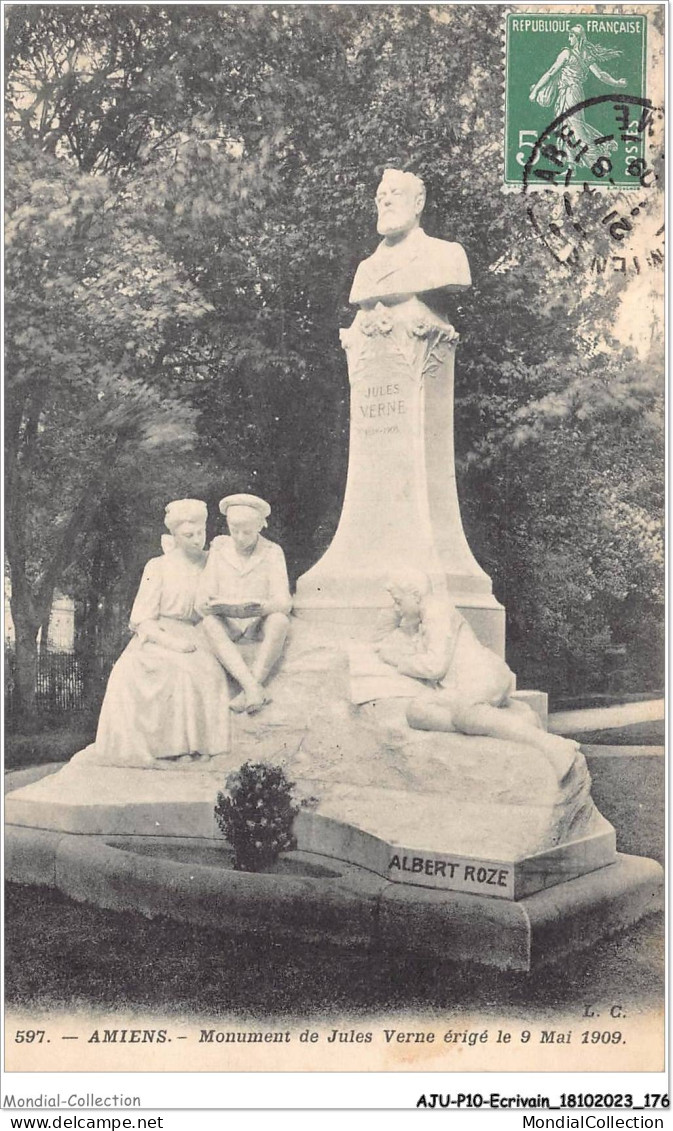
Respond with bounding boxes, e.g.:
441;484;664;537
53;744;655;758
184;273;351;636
522;94;664;271
522;93;660;191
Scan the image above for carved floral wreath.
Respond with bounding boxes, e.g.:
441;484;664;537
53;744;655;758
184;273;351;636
358;303;459;345
360;305;394;336
408;316;459;344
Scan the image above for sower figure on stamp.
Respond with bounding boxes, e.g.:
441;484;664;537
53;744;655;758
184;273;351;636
375;568;580;781
197;494;292;714
529;25;626;167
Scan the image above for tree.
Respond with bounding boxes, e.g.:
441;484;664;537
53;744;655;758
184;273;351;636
5;141;213;710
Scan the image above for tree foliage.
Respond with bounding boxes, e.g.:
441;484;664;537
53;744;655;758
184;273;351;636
5;4;664;708
5;138;214;706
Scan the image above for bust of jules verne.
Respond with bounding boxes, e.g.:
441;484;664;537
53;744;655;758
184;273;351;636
349;169;471;307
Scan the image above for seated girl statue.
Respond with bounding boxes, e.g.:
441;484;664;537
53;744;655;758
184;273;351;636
196;493;292;714
375;568;580;782
79;499;230;768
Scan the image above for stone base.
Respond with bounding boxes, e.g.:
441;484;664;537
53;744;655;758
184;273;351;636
3;619;613;902
377;853;664;971
296;802;615;900
511;689;548;729
5;761;227;839
4;823;663;972
293;594;506;657
5;756;615;901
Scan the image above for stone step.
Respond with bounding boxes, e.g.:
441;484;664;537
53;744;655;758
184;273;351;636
5;824;662;973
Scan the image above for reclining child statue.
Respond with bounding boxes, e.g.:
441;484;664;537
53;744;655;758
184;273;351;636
371;568;580;782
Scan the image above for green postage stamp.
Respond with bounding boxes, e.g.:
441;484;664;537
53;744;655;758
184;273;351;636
504;12;648;187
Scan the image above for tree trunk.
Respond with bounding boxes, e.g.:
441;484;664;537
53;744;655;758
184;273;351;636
11;613;40;718
78;532;117;714
6;482;49;716
79;596;106;713
7;545;53;718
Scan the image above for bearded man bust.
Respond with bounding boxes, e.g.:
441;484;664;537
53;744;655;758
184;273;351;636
349;168;471;307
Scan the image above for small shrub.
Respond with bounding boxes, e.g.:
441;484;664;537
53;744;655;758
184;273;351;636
214;761;299;872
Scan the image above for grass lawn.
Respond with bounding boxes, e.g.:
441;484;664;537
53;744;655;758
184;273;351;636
5;883;664;1026
569;719;664;746
4;717;96;771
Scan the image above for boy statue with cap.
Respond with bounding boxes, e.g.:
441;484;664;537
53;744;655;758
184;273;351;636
196;494;292;713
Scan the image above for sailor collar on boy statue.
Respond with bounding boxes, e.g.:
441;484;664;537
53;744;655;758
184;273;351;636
211;533;272;574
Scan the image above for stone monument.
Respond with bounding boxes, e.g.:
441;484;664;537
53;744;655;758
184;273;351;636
294;168;504;654
5;171;662;971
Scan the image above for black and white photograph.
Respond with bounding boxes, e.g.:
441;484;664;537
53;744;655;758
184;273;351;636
3;0;666;1114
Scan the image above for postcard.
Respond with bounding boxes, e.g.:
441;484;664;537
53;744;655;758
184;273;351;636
3;1;665;1112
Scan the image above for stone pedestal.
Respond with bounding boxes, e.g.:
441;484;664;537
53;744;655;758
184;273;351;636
294;298;504;654
5;626;663;967
4;760;616;903
4;810;663;973
4;624;615;902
